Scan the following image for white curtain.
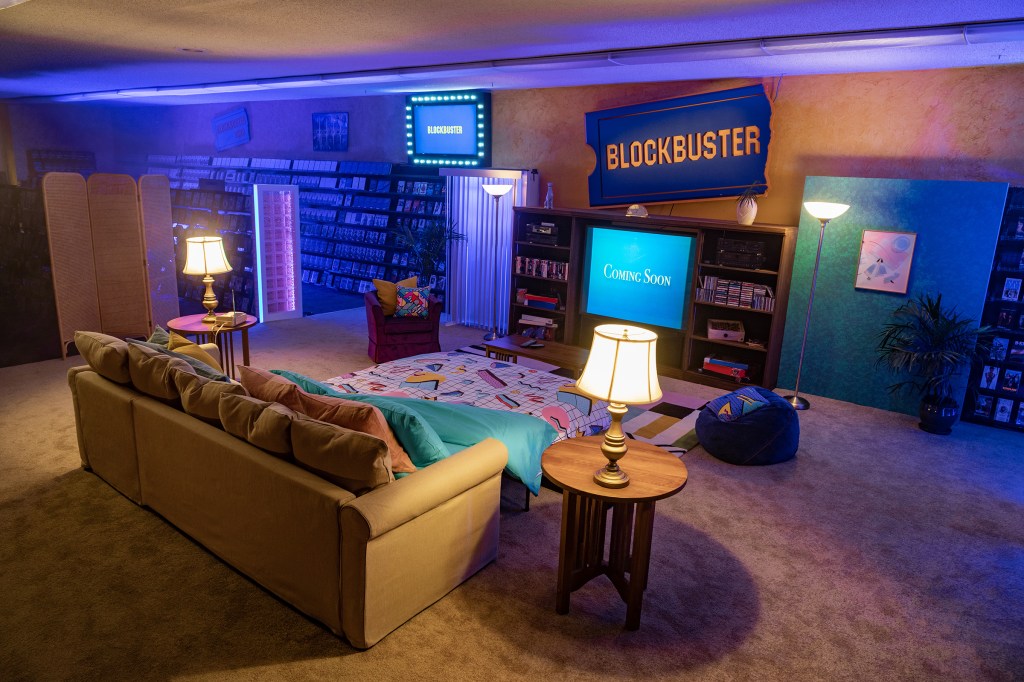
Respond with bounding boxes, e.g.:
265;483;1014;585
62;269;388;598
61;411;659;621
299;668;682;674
446;174;518;334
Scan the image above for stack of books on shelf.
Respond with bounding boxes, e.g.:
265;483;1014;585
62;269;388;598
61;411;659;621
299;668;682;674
696;276;775;311
702;355;750;381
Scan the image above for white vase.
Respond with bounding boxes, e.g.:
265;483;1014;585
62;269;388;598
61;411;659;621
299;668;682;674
737;197;758;225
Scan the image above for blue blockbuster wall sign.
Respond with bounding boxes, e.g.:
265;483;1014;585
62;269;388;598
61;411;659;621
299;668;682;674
212;108;250;151
585;85;773;206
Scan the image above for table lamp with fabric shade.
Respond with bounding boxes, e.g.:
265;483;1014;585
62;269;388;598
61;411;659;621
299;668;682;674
183;236;232;323
575;324;662;488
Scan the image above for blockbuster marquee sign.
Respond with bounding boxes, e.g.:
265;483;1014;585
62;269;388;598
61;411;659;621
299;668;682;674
585;85;773;206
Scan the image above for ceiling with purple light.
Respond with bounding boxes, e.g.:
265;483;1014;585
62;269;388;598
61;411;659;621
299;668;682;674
1;0;1022;104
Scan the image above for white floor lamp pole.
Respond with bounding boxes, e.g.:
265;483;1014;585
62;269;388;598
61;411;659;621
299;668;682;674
482;182;514;341
784;201;850;410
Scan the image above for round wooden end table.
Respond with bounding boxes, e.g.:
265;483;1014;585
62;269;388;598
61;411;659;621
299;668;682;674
166;314;258;379
541;436;688;630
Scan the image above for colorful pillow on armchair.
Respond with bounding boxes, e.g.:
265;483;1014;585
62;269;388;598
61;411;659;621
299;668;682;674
395;285;431;318
372;276;418;316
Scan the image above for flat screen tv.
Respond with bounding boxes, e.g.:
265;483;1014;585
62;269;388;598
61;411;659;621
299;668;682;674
582;225;696;330
406;91;491;167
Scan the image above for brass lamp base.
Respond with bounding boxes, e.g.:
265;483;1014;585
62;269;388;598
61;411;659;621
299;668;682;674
200;275;219;324
594;402;630;489
594;463;630;488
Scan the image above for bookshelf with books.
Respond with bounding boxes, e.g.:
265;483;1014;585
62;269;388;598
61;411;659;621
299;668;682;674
964;186;1024;432
147;155;446;300
510;208;579;343
510;207;795;390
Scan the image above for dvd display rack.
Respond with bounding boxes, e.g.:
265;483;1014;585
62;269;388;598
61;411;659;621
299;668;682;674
147;155;446;301
964;186;1024;432
26;150;96;189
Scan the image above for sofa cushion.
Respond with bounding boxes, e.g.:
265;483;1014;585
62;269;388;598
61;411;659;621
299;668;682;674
219;393;296;456
239;366;417;474
372;276;418;316
290;414;393;495
174;370;248;425
126;342;195;401
74;331;131;384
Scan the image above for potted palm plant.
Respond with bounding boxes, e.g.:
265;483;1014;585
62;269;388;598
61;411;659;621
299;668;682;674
876;292;990;434
395;219;465;293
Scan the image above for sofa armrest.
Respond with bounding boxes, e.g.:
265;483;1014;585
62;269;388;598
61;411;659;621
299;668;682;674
341;438;507;541
339;437;507;648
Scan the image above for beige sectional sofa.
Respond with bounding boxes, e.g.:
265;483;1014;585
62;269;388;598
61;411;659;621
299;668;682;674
67;338;508;648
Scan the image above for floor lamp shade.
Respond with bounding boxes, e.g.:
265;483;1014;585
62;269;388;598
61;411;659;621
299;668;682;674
482;182;514;341
183;236;232;322
576;324;662;488
784;201;850;410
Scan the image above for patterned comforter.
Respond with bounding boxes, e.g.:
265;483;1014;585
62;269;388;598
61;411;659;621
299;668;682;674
324;351;610;442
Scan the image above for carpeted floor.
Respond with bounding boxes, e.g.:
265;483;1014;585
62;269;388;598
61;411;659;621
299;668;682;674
1;307;1023;681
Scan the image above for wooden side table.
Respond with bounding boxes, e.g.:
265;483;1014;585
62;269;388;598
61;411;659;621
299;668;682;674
166;314;257;379
541;436;687;630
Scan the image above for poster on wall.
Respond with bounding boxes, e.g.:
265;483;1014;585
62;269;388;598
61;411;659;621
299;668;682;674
855;229;917;294
212;108;250;151
584;84;773;207
313;112;349;152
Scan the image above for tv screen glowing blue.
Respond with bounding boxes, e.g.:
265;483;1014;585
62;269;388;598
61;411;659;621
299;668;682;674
583;226;696;330
413;104;477;156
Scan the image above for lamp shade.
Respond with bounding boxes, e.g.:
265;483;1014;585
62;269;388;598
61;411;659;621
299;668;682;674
803;201;850;221
576;324;662;405
183;236;232;276
482;183;514;197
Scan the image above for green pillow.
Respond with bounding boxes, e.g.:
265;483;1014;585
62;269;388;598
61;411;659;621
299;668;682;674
270;369;450;468
147;325;171;347
127;339;229;382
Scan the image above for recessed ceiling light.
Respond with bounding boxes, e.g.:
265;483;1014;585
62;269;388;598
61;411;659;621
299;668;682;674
176;47;207;54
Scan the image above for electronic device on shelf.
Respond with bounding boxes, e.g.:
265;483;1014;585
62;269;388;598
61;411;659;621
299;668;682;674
525;222;559;245
716;238;767;269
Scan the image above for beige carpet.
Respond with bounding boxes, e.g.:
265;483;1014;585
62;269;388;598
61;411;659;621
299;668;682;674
1;308;1022;681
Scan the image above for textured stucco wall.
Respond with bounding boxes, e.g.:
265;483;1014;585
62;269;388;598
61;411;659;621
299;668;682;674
491;66;1024;226
779;176;1007;415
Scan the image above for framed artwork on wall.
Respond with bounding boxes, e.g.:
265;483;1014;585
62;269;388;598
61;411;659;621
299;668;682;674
855;229;917;294
313;112;349;152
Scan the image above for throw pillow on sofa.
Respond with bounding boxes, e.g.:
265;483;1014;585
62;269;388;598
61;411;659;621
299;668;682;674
394;285;431;318
290;414;393;495
219;393;297;456
168;332;224;373
371;275;418;316
238;366;417;474
126;342;195;401
141;326;227;380
173;370;248;425
270;369;451;470
74;331;131;384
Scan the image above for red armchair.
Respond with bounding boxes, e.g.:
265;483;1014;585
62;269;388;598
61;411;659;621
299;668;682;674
364;290;442;363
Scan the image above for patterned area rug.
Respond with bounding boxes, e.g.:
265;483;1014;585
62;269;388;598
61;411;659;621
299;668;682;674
456;344;706;454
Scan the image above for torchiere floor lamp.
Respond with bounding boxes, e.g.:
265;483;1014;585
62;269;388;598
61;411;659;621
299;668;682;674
784;201;850;410
482;182;514;341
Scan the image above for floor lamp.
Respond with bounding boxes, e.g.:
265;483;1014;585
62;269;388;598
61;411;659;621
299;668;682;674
482;182;514;341
784;201;850;410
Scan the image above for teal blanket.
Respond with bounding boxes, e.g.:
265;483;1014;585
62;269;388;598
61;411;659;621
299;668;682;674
272;370;556;494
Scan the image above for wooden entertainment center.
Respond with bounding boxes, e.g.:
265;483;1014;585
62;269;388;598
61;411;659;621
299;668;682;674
510;207;797;390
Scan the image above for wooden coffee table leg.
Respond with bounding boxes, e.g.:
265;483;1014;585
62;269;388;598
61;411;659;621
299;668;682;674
625;501;657;630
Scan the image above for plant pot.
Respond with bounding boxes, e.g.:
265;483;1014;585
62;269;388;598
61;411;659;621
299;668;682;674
918;397;959;435
737;197;758;225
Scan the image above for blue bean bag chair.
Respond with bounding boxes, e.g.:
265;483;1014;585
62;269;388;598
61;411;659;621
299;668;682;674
695;386;799;465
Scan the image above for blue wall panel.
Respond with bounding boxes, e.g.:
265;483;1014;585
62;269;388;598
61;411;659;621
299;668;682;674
779;176;1007;415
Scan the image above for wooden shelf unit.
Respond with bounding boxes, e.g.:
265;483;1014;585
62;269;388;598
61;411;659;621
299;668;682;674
510;207;796;389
